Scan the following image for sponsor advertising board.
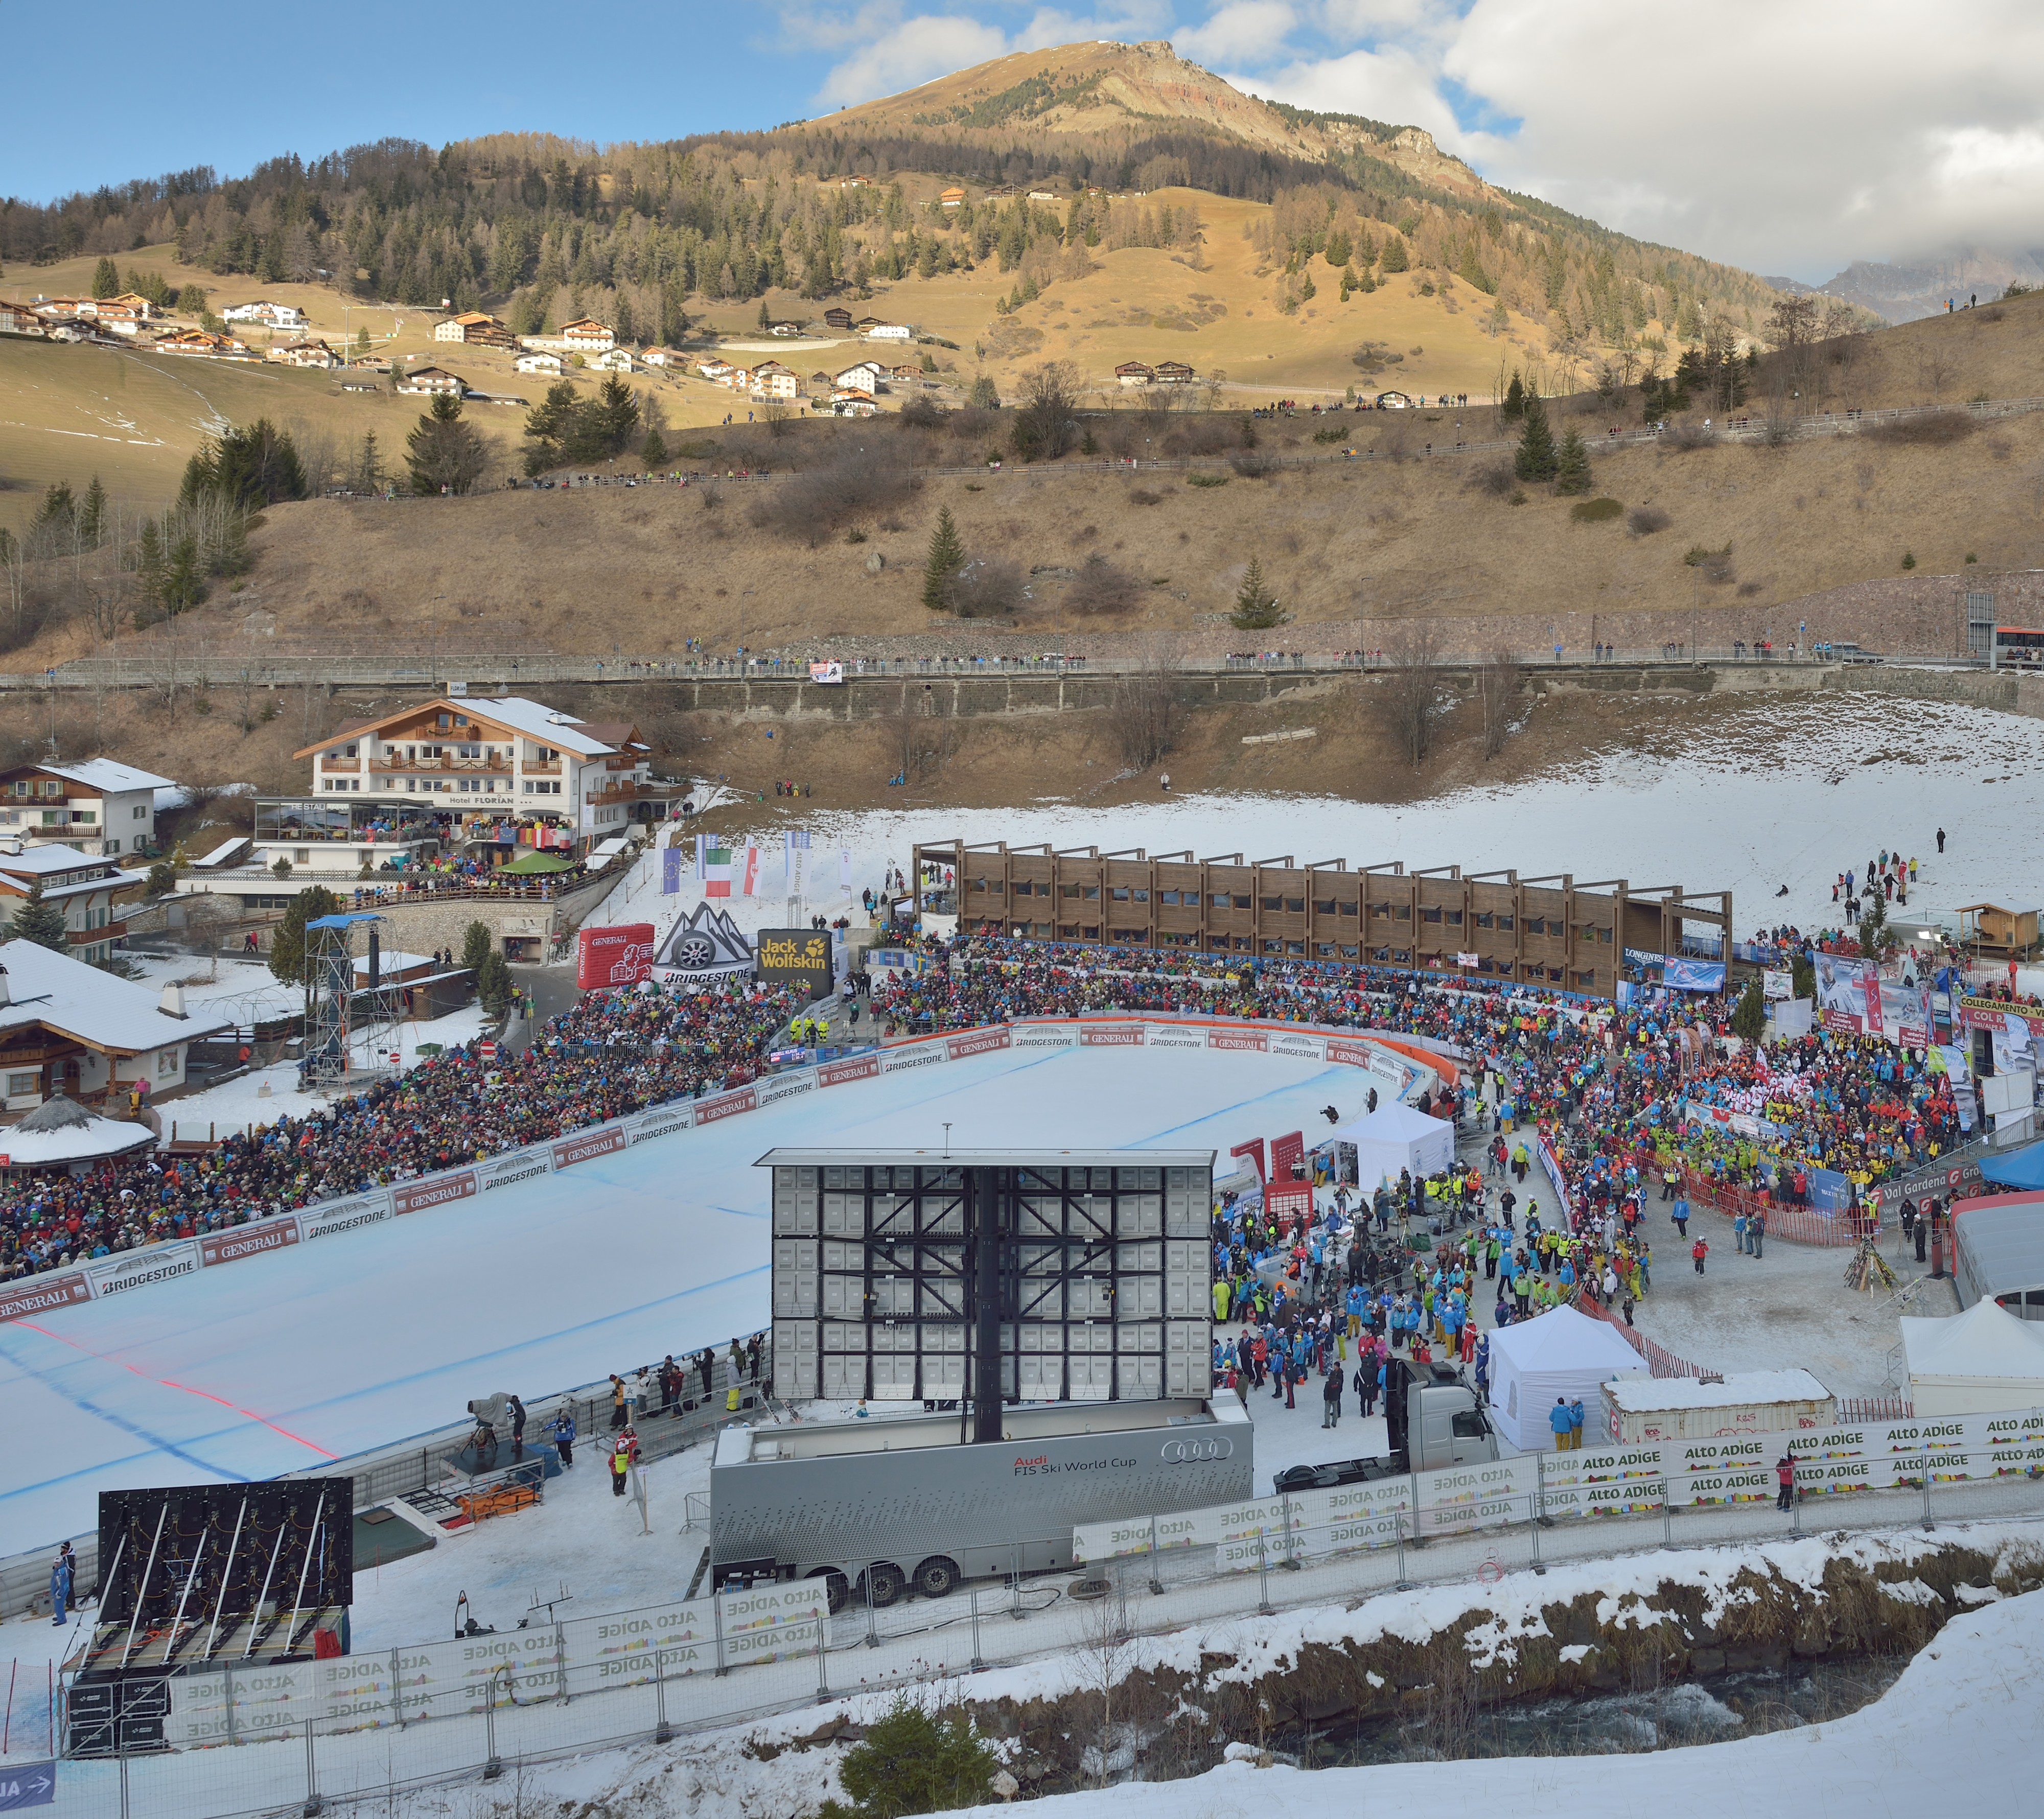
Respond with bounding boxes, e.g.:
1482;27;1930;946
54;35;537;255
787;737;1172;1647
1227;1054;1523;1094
198;1221;298;1269
551;1125;626;1170
694;1085;758;1124
755;928;835;1002
817;1054;880;1087
945;1027;1012;1060
296;1192;396;1242
626;1103;694;1144
879;1042;943;1072
1080;1023;1143;1046
0;1270;91;1324
477;1147;553;1192
85;1240;200;1299
1206;1028;1269;1053
1142;1023;1206;1050
394;1171;477;1216
577;923;656;991
758;1070;817;1104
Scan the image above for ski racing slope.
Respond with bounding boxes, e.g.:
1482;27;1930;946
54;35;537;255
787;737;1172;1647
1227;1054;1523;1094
0;1042;1351;1552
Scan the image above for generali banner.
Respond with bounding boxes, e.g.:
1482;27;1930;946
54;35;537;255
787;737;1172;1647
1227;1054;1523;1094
551;1125;626;1170
394;1171;477;1216
198;1221;298;1268
0;1270;91;1323
945;1027;1011;1060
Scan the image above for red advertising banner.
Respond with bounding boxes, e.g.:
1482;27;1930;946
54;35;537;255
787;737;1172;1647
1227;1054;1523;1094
395;1171;478;1216
0;1270;91;1323
1080;1024;1143;1046
695;1085;758;1125
1207;1029;1269;1052
1326;1040;1373;1068
945;1028;1012;1060
552;1125;627;1170
577;923;656;991
199;1222;299;1269
819;1054;881;1087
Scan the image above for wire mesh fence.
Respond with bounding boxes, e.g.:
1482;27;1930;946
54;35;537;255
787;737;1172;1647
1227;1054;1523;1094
39;1447;2044;1817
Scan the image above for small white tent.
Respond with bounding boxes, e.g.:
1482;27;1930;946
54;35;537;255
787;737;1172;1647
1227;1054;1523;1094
1485;1305;1647;1451
1322;1101;1456;1193
1900;1299;2044;1415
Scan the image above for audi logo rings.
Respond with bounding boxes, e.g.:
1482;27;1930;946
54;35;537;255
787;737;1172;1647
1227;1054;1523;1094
1161;1437;1232;1464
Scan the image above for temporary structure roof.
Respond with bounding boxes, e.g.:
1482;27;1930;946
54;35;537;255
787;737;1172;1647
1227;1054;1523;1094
1952;1190;2044;1318
1900;1298;2044;1414
1484;1305;1645;1451
500;849;574;874
1323;1101;1455;1189
1979;1139;2044;1193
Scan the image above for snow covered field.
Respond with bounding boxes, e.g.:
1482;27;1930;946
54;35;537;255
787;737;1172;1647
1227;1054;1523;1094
637;693;2044;966
0;1043;1358;1553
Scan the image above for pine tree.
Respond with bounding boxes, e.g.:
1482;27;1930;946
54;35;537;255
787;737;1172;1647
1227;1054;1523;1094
641;426;667;469
1731;977;1767;1043
1514;392;1558;482
407;393;489;495
1501;374;1526;421
1552;426;1592;496
78;476;106;549
1230;556;1286;631
9;879;71;952
161;534;204;615
1379;235;1409;274
477;951;512;1018
91;256;120;300
267;886;343;986
461;921;494;972
923;506;966;612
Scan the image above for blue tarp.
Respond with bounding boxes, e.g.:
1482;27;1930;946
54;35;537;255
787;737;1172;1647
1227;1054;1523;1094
1980;1140;2044;1192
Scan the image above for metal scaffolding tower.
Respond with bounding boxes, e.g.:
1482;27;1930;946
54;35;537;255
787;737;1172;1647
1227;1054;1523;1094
301;913;404;1092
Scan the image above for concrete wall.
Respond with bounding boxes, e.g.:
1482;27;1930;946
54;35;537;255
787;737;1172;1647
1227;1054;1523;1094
659;667;1340;722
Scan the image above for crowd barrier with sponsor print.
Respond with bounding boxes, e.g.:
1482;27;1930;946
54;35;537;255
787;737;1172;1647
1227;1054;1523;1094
1073;1406;2044;1569
0;1015;1435;1330
159;1581;829;1749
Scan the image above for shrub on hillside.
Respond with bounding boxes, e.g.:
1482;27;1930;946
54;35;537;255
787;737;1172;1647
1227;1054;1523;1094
748;452;918;545
1861;411;1975;447
1064;553;1142;616
1570;496;1623;523
1627;505;1671;537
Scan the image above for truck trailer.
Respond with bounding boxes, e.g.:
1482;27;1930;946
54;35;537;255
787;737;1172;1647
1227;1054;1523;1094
710;1395;1252;1608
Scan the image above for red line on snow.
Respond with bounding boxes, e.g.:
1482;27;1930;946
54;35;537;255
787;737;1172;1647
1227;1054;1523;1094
16;1320;339;1458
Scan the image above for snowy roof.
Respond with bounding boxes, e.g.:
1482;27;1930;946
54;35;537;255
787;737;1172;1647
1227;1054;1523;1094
193;837;251;869
1604;1369;1832;1412
1900;1299;2044;1381
0;939;233;1056
466;698;618;758
0;845;115;880
0;1096;156;1167
38;758;177;795
351;950;437;977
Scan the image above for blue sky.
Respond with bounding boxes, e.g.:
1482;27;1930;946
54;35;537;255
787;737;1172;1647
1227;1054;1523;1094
7;3;2038;280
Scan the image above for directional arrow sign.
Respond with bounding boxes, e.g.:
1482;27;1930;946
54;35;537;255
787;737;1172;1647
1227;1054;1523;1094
0;1764;54;1810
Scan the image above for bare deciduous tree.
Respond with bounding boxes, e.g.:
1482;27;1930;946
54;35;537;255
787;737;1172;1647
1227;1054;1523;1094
1372;621;1445;767
1477;647;1522;760
1110;638;1184;772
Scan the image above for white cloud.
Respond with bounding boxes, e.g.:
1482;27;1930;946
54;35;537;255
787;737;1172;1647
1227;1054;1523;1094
1175;1;1300;67
783;0;2044;277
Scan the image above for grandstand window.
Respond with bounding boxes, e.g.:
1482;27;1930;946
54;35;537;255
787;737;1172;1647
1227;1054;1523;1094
1261;895;1282;910
1285;897;1304;912
1314;899;1336;915
1445;909;1464;926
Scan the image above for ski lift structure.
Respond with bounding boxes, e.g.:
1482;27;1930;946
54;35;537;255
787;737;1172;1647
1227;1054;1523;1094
301;912;405;1093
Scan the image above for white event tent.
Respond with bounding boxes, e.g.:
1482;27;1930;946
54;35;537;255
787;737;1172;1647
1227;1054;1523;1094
1899;1299;2044;1415
1486;1305;1647;1450
1321;1101;1456;1192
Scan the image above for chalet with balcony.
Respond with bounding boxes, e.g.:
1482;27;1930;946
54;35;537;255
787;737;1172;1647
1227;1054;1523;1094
261;695;686;875
0;759;172;858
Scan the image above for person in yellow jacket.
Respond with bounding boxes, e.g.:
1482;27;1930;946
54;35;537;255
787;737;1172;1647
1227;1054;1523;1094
609;1441;631;1498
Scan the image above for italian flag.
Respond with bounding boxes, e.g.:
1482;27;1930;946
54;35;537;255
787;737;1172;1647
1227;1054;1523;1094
702;844;733;897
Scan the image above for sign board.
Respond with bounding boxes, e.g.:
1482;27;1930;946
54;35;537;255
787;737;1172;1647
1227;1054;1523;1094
755;928;835;1002
807;661;845;684
0;1270;92;1324
578;923;655;990
0;1764;54;1810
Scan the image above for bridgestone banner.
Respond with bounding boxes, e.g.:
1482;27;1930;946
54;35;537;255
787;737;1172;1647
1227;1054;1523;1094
1143;1024;1205;1050
628;1104;693;1144
759;1070;817;1104
478;1147;554;1192
86;1240;201;1298
296;1192;396;1242
880;1043;943;1072
1012;1025;1077;1047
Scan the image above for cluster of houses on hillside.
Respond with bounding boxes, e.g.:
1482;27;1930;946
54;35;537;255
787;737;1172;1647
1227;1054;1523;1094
1116;359;1199;386
683;354;922;415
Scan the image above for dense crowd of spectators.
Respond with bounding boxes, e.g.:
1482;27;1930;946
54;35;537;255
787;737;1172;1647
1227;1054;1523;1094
0;976;803;1284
